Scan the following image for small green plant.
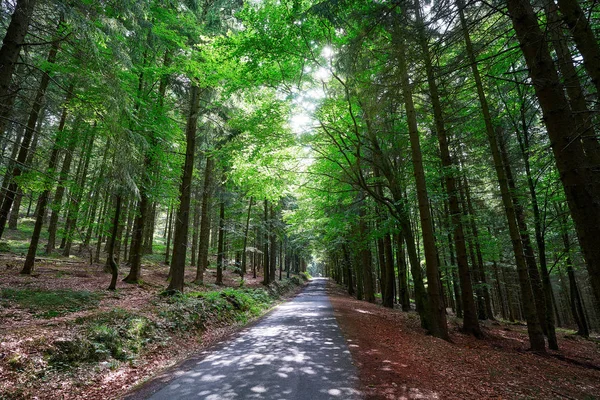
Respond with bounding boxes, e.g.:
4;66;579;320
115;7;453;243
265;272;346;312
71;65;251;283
7;354;26;371
0;241;10;252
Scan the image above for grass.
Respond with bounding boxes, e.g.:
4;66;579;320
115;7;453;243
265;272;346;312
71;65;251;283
0;288;103;318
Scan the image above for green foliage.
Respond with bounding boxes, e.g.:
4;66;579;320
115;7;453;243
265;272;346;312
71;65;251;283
48;308;157;368
0;289;102;318
158;286;280;330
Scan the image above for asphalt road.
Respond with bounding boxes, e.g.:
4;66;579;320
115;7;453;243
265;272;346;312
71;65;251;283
142;278;361;400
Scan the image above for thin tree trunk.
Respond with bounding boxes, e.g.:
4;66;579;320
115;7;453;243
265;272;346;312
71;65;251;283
241;196;253;277
46;109;78;254
0;34;59;238
123;192;148;283
557;205;589;337
21;91;71;273
216;191;225;286
262;199;270;286
269;204;277;282
498;134;557;348
195;156;214;284
359;198;375;302
190;187;201;268
62;132;93;257
107;195;122;290
396;232;410;311
164;204;173;265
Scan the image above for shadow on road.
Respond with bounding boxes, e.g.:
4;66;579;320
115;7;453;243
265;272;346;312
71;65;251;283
134;278;361;400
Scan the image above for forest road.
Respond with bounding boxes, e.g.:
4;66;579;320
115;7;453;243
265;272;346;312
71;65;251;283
132;278;361;400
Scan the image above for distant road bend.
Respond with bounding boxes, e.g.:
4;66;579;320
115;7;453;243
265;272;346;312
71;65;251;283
136;278;361;400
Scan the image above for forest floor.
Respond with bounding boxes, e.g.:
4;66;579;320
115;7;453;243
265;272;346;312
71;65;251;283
0;249;306;400
328;283;600;400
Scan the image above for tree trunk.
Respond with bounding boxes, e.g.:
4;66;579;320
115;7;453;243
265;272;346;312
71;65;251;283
107;195;122;291
498;133;558;349
0;35;58;239
0;0;38;134
167;84;200;293
544;1;600;162
216;192;225;286
414;0;481;336
557;206;589;337
46;110;78;254
190;187;201;268
359;198;375;302
123;191;148;283
262;199;270;286
195;156;214;284
396;28;447;340
62;132;93;257
459;0;545;352
462;176;494;320
21;91;71;273
556;0;600;96
164;204;173;265
241;196;253;277
396;232;410;311
507;0;600;311
269;204;277;282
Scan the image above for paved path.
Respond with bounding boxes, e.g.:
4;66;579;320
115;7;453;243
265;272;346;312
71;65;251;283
142;278;361;400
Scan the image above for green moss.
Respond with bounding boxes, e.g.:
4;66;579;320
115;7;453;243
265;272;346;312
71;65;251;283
49;309;157;368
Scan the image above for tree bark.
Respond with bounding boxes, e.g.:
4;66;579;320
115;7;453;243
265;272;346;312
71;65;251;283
216;189;225;286
46;113;78;254
507;0;600;311
459;0;545;352
396;28;448;340
359;198;375;302
21;91;71;273
262;199;270;286
62;132;93;257
167;84;200;293
414;0;481;337
241;196;253;277
123;193;148;283
107;195;122;291
395;232;410;311
556;0;600;96
0;34;58;238
0;0;38;129
195;156;214;284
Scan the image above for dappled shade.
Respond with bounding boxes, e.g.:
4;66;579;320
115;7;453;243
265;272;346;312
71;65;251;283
146;279;360;400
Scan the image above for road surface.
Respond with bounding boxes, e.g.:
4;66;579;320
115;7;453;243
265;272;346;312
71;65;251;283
141;278;361;400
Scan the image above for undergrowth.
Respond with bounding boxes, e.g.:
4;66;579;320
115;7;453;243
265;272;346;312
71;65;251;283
48;308;158;368
0;288;102;318
45;279;303;370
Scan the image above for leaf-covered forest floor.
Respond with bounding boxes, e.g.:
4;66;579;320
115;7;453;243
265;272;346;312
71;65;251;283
0;249;305;400
328;283;600;400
